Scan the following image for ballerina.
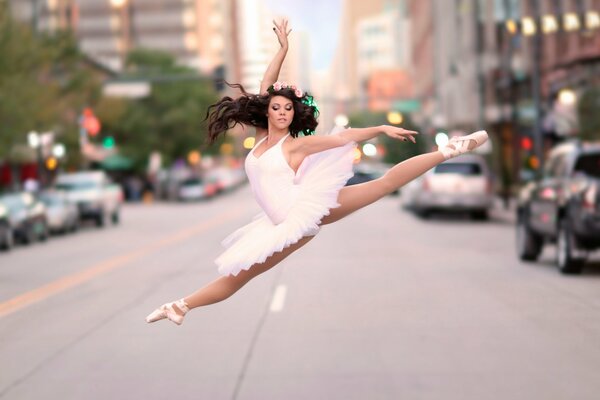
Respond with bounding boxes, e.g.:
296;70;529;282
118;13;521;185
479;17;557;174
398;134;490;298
146;19;488;325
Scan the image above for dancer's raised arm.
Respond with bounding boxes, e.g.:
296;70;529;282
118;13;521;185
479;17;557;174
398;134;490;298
259;19;291;94
292;125;418;157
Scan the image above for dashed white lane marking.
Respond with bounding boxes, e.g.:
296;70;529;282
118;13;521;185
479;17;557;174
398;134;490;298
269;285;287;313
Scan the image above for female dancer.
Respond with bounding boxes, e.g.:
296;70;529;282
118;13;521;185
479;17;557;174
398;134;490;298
146;19;488;325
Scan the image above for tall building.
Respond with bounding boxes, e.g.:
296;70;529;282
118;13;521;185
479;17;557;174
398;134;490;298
407;0;435;129
325;0;388;128
233;0;308;95
356;7;412;110
8;0;234;75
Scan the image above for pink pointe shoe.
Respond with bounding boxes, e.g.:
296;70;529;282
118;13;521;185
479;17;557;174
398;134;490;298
145;298;190;325
438;130;488;160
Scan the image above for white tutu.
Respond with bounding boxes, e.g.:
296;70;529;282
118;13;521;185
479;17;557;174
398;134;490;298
215;135;357;276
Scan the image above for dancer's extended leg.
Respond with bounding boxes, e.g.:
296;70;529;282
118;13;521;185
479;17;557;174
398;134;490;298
182;234;315;309
146;234;316;323
320;151;444;225
321;130;487;225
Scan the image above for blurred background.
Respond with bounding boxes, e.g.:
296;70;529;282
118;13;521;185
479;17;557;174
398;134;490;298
0;0;599;199
1;1;600;399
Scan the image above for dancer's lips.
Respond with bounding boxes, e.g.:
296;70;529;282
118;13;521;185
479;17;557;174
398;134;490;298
277;118;287;122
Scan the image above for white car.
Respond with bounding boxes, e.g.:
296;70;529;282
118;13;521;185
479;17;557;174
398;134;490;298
401;154;494;220
39;190;80;233
55;171;123;227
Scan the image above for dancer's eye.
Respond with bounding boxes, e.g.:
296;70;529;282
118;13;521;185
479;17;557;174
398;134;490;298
272;105;279;111
285;105;293;111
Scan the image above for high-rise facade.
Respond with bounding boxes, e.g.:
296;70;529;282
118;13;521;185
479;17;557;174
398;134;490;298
8;0;233;75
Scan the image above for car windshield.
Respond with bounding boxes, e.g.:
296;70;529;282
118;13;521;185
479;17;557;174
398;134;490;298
40;195;62;206
0;195;22;210
55;182;99;191
434;163;482;175
182;178;202;186
574;153;600;178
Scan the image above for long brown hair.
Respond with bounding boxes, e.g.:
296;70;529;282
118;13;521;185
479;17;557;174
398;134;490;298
204;82;318;145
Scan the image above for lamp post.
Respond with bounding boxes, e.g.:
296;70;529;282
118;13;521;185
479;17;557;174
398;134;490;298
110;0;132;69
530;0;545;179
27;131;44;188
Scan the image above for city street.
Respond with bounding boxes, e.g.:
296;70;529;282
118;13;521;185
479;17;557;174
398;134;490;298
1;186;599;400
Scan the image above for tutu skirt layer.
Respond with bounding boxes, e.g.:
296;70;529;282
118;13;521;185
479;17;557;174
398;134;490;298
215;141;357;276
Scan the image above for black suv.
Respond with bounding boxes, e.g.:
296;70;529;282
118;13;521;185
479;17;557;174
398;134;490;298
516;140;600;274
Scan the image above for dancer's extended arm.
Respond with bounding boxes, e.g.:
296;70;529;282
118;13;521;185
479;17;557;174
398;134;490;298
259;19;291;94
293;126;418;157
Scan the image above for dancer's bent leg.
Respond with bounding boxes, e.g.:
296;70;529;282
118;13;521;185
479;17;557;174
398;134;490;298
320;151;444;225
181;234;316;311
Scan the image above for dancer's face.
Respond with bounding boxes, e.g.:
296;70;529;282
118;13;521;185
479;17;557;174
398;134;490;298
268;95;294;130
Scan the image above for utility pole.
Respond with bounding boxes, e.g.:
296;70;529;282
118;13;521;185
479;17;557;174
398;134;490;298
531;0;545;179
473;0;486;129
30;0;39;34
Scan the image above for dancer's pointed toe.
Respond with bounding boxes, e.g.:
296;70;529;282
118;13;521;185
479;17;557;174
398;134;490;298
439;130;488;160
145;299;190;325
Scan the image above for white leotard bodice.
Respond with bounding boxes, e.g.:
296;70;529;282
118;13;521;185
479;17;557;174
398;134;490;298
244;133;300;225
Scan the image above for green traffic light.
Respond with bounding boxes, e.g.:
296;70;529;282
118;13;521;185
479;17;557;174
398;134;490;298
103;136;115;148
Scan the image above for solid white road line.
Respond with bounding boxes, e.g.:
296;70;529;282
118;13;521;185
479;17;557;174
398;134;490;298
269;285;287;313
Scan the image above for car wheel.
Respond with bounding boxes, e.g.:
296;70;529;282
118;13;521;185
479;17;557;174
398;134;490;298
96;211;106;227
0;229;14;251
556;219;585;275
23;225;36;245
39;222;49;242
111;211;120;225
516;215;543;261
415;208;430;219
472;210;489;221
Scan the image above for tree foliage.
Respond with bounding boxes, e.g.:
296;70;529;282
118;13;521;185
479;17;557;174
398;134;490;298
95;49;220;172
0;3;102;166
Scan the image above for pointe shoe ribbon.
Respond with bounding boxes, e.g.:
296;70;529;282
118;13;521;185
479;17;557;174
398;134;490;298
439;130;488;160
145;298;190;325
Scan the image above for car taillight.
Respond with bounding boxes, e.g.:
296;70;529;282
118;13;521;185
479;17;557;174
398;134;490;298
583;184;598;210
540;187;557;200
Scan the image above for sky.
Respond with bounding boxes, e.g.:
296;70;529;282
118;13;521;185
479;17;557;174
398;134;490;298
264;0;343;71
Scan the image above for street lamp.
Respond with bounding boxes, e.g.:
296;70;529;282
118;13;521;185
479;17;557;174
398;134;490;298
558;88;577;106
27;131;44;188
110;0;131;69
334;114;349;127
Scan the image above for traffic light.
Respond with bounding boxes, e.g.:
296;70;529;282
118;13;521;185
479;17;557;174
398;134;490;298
520;136;533;151
45;157;58;171
102;136;115;149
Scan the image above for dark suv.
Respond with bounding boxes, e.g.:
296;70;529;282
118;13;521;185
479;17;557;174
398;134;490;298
516;140;600;274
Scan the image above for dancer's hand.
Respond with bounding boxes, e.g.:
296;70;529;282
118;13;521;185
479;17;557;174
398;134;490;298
273;18;291;49
381;125;418;143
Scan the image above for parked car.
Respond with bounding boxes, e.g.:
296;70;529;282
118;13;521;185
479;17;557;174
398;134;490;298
39;190;80;234
0;192;49;245
401;154;494;219
516;140;600;274
205;167;246;193
178;177;217;201
54;171;123;227
0;201;15;251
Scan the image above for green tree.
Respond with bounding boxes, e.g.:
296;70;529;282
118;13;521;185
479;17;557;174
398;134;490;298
95;49;220;172
0;3;102;168
348;111;425;164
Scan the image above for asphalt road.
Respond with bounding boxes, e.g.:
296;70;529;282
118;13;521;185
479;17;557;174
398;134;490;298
1;185;599;400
